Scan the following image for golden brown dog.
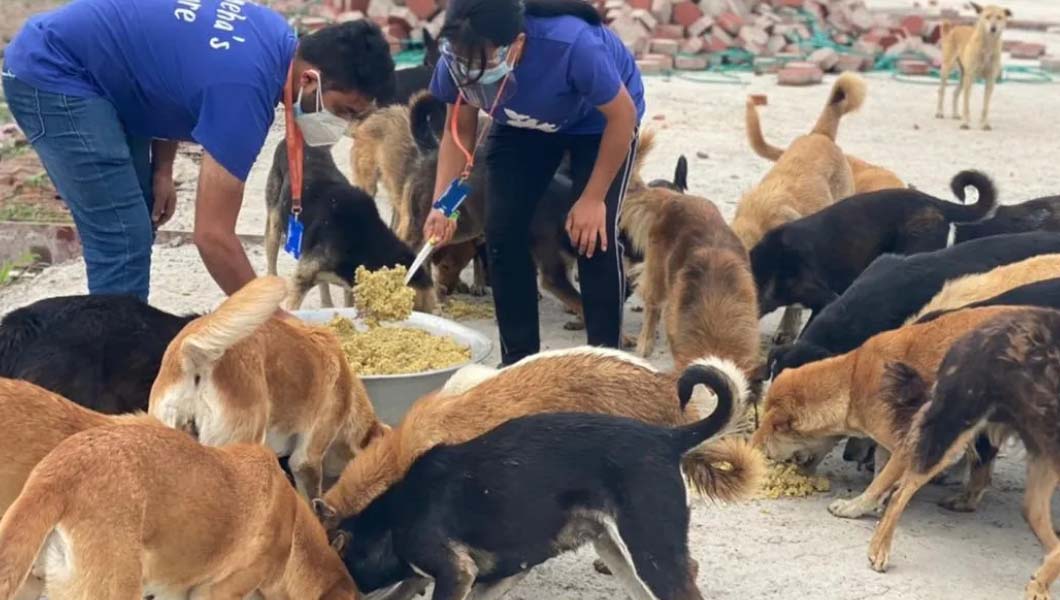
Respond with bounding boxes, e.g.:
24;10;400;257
937;3;1011;130
316;348;765;523
909;253;1060;322
752;305;1026;519
744;97;905;194
731;73;866;250
0;423;358;600
349;96;421;209
0;378;157;600
624;187;759;374
149;276;385;502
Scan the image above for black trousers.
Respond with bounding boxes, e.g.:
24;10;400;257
484;123;639;365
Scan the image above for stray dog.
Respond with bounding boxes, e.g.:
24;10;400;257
955;195;1060;242
863;309;1060;600
264;139;435;311
375;31;441;108
768;231;1060;378
647;154;689;193
751;169;996;318
0;423;358;599
0;295;195;414
625;188;759;374
731;73;866;250
149;276;386;502
0;378;157;600
908;253;1060;322
937;3;1011;129
917;277;1060;324
753;305;1027;518
336;362;749;600
745;96;904;193
317;348;764;523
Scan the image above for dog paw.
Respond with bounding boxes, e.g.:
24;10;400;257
622;334;637;350
450;282;471;295
828;498;869;519
468;284;488;297
1025;578;1051;600
631;305;644;313
868;543;890;573
593;558;613;576
563;318;586;331
938;491;980;513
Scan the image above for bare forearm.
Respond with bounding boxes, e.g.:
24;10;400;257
194;151;254;295
583;87;638;202
152;139;179;177
195;230;257;295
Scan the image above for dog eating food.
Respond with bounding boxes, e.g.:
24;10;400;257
761;461;831;499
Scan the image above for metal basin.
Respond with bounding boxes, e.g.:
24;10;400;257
294;309;492;425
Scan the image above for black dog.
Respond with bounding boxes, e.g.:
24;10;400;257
917;277;1060;323
264;141;434;311
768;231;1060;378
336;362;747;600
0;295;195;414
376;31;441;108
954;194;1060;243
751;170;996;316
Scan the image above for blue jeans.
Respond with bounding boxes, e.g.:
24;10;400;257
2;70;154;300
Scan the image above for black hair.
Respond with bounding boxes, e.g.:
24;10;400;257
298;20;395;101
440;0;601;84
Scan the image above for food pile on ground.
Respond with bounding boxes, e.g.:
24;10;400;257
759;460;831;499
327;266;471;376
441;297;495;320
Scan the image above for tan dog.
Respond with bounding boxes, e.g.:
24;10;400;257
0;423;358;600
731;73;866;250
149;276;385;502
0;379;157;600
624;187;760;374
909;253;1060;322
752;305;1025;519
745;97;905;193
317;348;765;523
349;97;420;210
937;3;1011;130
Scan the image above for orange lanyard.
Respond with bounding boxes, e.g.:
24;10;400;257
451;72;511;180
283;63;304;216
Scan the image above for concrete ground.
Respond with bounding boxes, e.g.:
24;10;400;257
1;5;1058;599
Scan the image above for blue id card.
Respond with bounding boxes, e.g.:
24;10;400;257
285;214;304;259
432;178;472;218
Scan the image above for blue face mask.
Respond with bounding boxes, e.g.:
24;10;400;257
475;47;511;84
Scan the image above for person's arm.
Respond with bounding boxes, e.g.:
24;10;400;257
423;102;480;245
151;139;180;226
566;84;638;257
193;152;256;295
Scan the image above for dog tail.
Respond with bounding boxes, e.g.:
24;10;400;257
744;97;785;161
810;73;867;140
409;91;447;154
675;356;749;448
940;169;998;223
0;474;65;598
181;276;288;369
628;128;656;189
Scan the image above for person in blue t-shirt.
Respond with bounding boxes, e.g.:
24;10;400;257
423;0;645;366
2;1;394;300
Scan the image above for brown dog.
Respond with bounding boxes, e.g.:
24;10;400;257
752;305;1026;519
148;276;385;502
316;348;765;523
937;3;1011;130
350;96;421;210
731;73;866;250
0;423;358;599
745;97;905;193
909;253;1060;323
624;187;759;374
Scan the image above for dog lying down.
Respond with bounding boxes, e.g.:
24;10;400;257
753;305;1030;519
317;348;765;524
0;423;358;600
337;362;747;600
864;308;1060;600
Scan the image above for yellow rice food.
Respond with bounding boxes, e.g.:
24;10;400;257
353;265;415;325
328;316;470;376
441;297;495;321
759;460;831;499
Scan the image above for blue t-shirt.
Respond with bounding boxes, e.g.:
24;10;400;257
429;15;645;135
5;0;297;181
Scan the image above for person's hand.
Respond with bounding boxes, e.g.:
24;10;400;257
152;172;178;228
566;195;607;258
423;209;457;247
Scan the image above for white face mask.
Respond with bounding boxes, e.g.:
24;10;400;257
293;70;348;147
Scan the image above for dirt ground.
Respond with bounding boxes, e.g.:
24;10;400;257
0;1;1059;599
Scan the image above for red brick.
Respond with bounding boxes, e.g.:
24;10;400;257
641;52;675;70
680;36;706;54
630;0;653;10
632;8;658;30
406;0;439;21
753;57;782;74
835;53;867;72
897;59;931;75
387;22;411;40
900;14;925;36
636;58;667;75
672;1;704;27
1002;39;1023;52
767;34;788;54
1011;42;1047;59
689;16;714;37
705;34;732;53
777;64;824;85
778;0;803;6
739;25;769;47
653;23;686;39
650;38;681;55
808;47;839;71
651;0;673;24
716;12;744;35
675;54;710;70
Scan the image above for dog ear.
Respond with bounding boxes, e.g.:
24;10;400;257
674;156;689;193
969;2;983;13
329;530;351;554
1004;7;1012;17
313;498;340;527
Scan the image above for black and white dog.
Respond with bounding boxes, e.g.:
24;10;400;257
337;361;751;600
